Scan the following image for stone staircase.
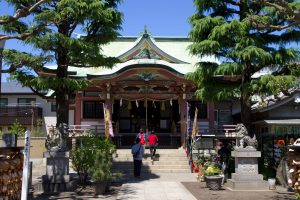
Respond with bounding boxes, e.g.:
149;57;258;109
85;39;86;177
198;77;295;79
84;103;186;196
113;149;192;174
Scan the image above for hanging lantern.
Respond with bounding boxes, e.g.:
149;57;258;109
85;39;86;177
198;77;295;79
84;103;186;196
161;101;165;111
170;98;173;106
120;98;123;106
128;101;132;110
136;100;139;107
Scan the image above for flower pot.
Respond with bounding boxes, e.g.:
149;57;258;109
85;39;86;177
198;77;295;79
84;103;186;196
204;175;223;190
94;181;108;195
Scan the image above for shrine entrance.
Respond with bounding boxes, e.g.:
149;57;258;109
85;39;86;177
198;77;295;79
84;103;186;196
113;100;180;134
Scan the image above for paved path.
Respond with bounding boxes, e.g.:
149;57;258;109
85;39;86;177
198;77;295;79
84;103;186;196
115;173;198;200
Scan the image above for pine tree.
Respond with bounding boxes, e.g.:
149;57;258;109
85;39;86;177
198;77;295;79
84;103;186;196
250;0;300;30
187;0;300;134
1;0;122;150
0;0;51;40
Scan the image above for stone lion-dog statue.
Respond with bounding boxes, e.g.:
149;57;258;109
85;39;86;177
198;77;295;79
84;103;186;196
235;123;258;149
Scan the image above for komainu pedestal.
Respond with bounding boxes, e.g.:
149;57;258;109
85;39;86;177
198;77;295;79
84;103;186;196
228;148;268;190
38;151;76;193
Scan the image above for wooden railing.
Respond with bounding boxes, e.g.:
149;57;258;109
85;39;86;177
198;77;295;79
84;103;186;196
47;124;106;137
189;124;237;138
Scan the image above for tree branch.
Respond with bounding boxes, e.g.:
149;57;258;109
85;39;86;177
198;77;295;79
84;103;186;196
0;23;47;41
250;0;300;30
0;0;52;25
29;86;47;98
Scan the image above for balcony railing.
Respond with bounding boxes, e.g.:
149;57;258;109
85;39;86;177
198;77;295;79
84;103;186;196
0;105;43;125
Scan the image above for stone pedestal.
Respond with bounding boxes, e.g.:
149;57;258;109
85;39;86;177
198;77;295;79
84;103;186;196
36;151;76;193
2;134;17;147
227;148;268;190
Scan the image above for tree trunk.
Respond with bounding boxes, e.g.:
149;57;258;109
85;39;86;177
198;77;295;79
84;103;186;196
55;23;70;151
56;89;69;151
240;64;253;136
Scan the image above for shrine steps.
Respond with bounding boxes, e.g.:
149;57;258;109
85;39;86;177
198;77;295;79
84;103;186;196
112;149;191;173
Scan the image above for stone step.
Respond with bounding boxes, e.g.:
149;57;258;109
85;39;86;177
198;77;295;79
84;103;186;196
113;160;189;165
116;149;186;153
113;168;192;173
113;160;188;165
113;164;191;169
113;157;188;162
114;154;187;158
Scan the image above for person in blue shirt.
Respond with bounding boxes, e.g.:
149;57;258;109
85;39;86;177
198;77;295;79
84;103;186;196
131;137;145;177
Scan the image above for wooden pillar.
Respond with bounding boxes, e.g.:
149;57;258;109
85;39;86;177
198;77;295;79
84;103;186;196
75;92;82;125
180;99;187;148
208;102;214;131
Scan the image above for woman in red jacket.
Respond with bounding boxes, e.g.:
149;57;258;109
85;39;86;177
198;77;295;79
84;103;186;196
147;130;158;160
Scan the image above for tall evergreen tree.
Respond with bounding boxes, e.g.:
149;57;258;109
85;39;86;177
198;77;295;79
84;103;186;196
1;0;122;150
187;0;300;133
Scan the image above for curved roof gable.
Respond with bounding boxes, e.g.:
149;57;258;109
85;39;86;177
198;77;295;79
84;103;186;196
117;28;189;64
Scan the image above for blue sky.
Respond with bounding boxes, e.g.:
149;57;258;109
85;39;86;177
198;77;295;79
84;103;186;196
0;0;195;49
0;0;195;81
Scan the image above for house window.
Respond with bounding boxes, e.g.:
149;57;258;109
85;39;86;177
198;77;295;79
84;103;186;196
51;102;56;112
83;101;104;119
18;98;36;105
84;91;101;97
189;101;207;119
0;98;8;107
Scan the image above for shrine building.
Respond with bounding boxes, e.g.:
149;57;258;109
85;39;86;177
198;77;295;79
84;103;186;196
56;29;228;147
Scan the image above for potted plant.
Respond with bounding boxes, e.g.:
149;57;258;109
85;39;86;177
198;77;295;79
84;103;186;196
2;119;25;147
70;136;121;195
91;139;119;195
204;165;223;190
195;154;211;182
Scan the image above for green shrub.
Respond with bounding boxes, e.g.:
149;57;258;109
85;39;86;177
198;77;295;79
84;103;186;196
31;118;46;137
70;136;117;185
8;119;25;136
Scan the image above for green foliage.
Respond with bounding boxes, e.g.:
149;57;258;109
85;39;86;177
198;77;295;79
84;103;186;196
8;119;26;136
31;118;46;137
1;0;123;136
188;0;300;129
70;136;117;185
296;192;300;200
205;165;222;176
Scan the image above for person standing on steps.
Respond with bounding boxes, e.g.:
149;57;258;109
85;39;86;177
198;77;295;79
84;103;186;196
131;137;144;177
147;130;158;160
136;128;146;145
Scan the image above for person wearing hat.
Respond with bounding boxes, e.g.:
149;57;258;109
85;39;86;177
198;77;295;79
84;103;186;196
147;130;158;160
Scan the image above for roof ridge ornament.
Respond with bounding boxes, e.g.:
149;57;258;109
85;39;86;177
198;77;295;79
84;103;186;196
143;25;149;38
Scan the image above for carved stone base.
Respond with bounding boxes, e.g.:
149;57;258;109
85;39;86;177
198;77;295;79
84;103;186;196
33;180;77;193
39;151;74;193
228;149;268;191
227;179;269;190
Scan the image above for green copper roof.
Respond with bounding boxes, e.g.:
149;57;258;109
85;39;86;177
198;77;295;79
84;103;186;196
47;29;219;78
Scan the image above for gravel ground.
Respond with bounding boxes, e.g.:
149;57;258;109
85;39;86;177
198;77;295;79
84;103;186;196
182;182;297;200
